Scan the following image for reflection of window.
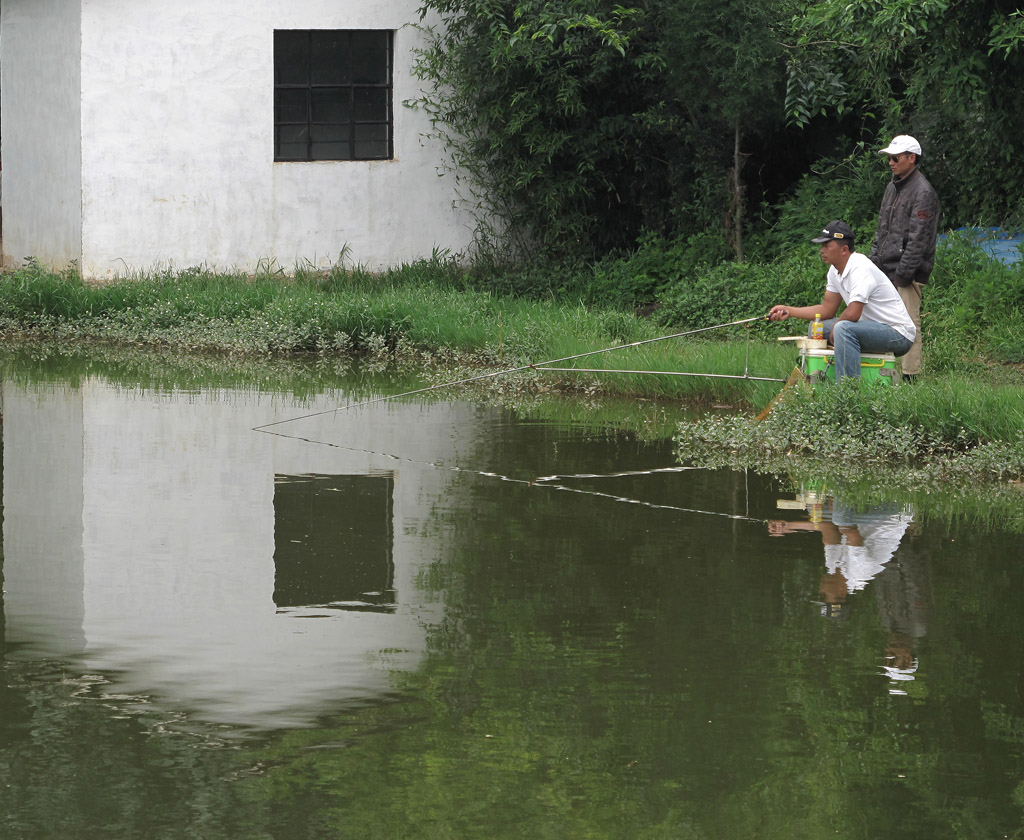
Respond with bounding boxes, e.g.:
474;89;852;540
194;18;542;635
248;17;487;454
274;29;394;162
273;474;395;612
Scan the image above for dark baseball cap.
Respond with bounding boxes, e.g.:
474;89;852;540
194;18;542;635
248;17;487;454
811;220;855;244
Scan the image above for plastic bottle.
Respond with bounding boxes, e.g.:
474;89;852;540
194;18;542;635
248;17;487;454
811;313;824;340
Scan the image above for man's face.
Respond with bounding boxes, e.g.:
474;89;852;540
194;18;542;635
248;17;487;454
819;239;846;266
887;152;917;179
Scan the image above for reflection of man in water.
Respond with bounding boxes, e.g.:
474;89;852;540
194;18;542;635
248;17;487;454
873;533;931;695
769;499;927;694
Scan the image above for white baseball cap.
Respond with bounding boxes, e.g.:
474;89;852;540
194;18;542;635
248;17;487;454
879;135;922;156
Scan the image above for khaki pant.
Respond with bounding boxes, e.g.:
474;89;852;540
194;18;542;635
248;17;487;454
897;282;923;375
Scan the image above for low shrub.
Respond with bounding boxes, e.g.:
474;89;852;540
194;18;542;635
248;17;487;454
655;251;822;332
748;152;887;260
579;231;732;311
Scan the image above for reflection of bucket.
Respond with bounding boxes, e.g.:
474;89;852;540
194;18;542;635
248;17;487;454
803;349;898;384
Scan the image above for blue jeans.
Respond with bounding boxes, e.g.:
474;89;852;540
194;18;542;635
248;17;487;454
814;319;913;380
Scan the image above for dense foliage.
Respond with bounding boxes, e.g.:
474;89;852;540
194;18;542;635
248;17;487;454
412;0;792;260
785;0;1024;227
413;0;1024;264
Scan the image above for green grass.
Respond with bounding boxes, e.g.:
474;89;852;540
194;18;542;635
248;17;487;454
2;254;1023;470
0;259;796;407
675;376;1024;481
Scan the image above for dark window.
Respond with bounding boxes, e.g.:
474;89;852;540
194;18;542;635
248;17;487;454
274;30;393;162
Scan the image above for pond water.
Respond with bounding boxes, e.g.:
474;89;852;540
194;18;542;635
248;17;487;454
2;351;1024;839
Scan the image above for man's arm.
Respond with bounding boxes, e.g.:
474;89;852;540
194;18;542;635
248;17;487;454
768;291;842;323
836;300;864;322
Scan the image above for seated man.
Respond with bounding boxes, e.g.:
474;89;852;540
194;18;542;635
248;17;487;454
768;220;915;380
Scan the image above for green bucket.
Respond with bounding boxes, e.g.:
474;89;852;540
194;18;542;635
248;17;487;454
803;349;899;385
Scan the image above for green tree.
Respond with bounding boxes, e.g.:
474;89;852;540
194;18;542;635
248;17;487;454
657;0;788;259
783;0;1024;226
412;0;792;263
412;0;673;261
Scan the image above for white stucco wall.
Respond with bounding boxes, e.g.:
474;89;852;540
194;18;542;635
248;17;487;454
74;0;474;279
0;0;83;267
0;0;476;278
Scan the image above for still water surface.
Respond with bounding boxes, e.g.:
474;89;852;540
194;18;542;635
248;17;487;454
2;353;1024;838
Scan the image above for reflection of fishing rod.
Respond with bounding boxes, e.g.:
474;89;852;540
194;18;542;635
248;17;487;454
251;426;765;523
254;314;773;432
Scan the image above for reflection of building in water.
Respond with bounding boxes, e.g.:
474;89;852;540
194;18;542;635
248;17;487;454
770;489;930;695
0;378;490;729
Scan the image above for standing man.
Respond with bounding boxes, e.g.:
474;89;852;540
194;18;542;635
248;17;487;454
768;220;915;381
868;135;940;382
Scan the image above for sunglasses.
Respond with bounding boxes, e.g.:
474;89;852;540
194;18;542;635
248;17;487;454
887;154;905;162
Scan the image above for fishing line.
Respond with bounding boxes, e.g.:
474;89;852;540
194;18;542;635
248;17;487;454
530;466;701;484
257;428;765;524
253;314;772;432
252;313;776;524
542;482;766;523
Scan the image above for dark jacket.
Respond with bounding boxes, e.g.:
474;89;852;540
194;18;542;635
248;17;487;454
868;168;940;286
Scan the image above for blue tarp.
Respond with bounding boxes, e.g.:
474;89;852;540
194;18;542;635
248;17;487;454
941;227;1024;264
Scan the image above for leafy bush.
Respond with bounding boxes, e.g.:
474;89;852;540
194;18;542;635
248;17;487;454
750;152;888;260
655;252;821;330
928;232;1024;324
580;231;732;310
923;231;1024;366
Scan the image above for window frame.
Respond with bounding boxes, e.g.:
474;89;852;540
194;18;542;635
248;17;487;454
273;29;394;163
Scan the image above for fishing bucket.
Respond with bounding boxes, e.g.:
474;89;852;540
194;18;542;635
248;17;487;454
802;349;899;385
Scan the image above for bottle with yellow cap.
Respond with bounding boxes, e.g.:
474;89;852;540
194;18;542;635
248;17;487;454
811;313;824;340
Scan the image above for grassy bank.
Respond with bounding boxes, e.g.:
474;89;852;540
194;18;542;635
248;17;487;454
1;249;1023;480
0;258;795;408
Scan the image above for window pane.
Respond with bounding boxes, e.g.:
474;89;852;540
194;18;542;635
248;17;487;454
276;125;309;160
275;31;308;85
351;31;389;84
310;142;350;160
353;88;387;122
311;30;350;85
311;124;349;142
311;89;351;123
312;124;351;160
354;123;390;159
275;89;308;124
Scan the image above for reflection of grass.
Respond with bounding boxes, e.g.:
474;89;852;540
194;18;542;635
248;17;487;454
0;339;386;401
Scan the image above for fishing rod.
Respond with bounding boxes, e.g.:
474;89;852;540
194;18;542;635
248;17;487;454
531;367;785;382
254;313;772;432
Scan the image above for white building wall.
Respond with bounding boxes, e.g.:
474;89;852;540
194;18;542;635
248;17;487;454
74;0;474;279
0;0;83;267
